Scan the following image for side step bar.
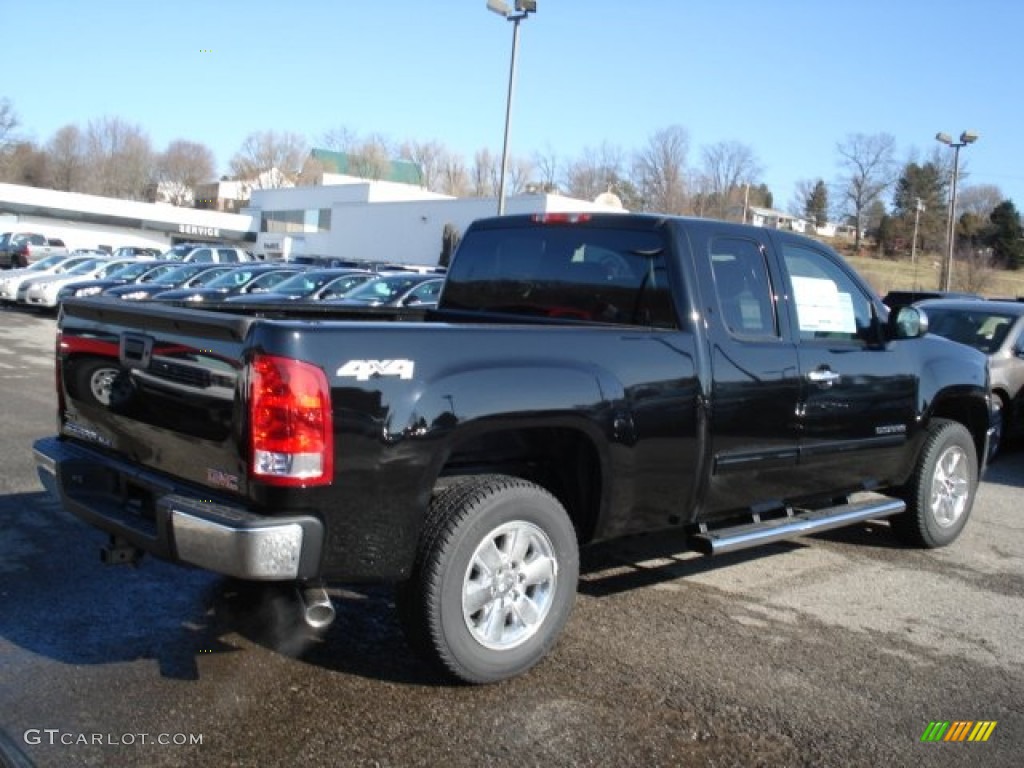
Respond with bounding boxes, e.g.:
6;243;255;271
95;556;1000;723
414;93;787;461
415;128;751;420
692;497;906;556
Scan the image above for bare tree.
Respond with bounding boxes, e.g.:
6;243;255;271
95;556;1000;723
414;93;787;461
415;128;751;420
156;139;215;206
0;98;19;178
532;144;561;193
699;140;762;220
400;139;447;190
957;184;1004;221
507;155;534;195
836;132;897;251
319;126;358;154
472;148;498;197
83;116;155;199
2;141;49;187
564;143;626;202
957;244;996;294
229;130;308;194
346;133;393;181
632;125;689;215
46;124;87;192
438;152;469;197
0;98;17;147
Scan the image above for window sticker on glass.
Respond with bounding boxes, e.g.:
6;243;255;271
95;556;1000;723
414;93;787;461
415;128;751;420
791;276;856;334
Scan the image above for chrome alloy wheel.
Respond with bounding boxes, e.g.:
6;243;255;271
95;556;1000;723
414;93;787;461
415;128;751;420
929;444;970;528
462;520;558;650
89;367;119;406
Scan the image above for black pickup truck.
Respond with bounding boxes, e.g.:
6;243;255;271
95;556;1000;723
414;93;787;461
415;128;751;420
34;213;994;683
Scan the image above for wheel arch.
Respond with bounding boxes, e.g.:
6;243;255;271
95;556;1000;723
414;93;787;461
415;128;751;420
432;419;610;547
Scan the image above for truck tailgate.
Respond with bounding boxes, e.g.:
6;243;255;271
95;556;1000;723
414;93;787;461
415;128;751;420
57;298;255;495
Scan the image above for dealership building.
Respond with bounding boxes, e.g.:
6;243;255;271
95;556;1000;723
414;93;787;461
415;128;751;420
0;183;255;254
0;172;625;266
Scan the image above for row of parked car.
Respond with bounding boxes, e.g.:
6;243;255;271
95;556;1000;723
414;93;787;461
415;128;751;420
881;289;1024;456
0;231;260;270
0;251;445;311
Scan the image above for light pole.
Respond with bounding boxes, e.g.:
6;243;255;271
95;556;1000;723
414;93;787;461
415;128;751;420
935;130;979;291
487;0;536;215
910;197;924;289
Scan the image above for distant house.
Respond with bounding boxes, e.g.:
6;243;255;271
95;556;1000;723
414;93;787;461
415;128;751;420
746;206;809;233
194;169;293;212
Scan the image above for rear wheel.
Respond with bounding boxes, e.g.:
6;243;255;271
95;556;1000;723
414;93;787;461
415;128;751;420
73;358;120;407
891;419;977;548
397;475;579;684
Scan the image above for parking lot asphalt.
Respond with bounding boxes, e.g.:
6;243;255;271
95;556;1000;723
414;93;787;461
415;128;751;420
0;307;1021;767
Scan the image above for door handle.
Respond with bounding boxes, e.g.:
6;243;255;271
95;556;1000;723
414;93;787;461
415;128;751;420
807;367;841;387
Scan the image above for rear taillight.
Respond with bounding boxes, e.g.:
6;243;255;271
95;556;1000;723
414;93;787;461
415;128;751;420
249;354;333;487
55;331;65;415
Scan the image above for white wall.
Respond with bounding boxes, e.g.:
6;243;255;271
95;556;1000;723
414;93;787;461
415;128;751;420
0;214;170;252
326;194;627;266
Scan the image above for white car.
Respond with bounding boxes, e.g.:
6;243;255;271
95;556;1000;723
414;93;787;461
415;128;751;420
20;259;135;308
0;253;99;303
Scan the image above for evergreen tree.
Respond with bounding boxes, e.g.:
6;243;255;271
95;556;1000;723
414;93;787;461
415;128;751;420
984;200;1024;270
892;162;947;253
804;180;828;227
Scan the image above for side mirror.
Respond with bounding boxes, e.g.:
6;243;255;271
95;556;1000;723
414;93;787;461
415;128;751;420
889;306;929;340
403;296;422;306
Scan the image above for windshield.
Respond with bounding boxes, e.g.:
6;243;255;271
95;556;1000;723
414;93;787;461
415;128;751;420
267;270;351;297
204;269;263;289
343;275;425;303
148;264;206;285
66;259;105;275
191;267;234;285
926;308;1020;354
29;254;68;271
52;257;99;274
95;261;135;278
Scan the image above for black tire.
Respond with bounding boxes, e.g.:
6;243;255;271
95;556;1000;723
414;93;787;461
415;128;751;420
396;474;579;684
988;394;1006;460
891;419;978;548
72;358;120;407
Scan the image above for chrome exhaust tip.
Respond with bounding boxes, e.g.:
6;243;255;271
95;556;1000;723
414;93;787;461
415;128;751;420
298;585;335;631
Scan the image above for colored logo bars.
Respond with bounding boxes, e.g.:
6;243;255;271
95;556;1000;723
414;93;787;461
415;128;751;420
920;721;997;742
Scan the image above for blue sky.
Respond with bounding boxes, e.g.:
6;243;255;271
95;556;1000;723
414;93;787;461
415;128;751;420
5;0;1023;211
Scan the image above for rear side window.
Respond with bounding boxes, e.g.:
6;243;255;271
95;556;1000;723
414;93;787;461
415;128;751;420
443;224;678;328
710;237;777;338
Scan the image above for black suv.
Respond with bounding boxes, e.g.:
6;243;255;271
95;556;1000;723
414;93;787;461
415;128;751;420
882;289;981;312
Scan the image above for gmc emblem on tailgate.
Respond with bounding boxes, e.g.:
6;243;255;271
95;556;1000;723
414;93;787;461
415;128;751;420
119;333;154;369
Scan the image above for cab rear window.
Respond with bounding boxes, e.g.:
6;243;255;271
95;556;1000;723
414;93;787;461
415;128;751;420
442;225;678;328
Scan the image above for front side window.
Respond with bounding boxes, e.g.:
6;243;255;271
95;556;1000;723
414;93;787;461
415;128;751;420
782;244;873;343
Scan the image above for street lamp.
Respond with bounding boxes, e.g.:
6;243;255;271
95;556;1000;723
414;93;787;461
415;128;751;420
487;0;537;215
935;130;979;291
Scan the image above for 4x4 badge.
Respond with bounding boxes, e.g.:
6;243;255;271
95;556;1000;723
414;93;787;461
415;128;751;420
337;359;415;381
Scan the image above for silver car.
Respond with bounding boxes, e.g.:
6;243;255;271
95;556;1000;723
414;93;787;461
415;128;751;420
20;259;134;308
0;254;99;303
918;298;1024;453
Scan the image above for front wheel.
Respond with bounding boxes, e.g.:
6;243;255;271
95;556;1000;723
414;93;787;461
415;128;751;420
397;475;579;684
891;419;978;548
